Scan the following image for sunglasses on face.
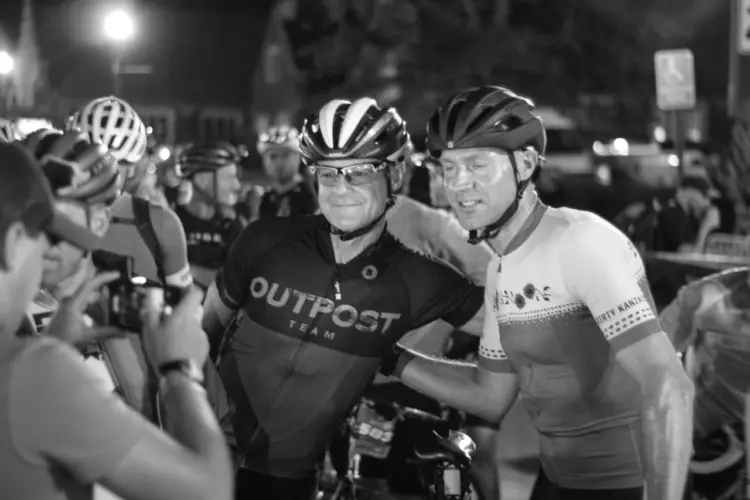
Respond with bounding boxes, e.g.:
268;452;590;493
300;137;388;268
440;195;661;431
308;163;388;187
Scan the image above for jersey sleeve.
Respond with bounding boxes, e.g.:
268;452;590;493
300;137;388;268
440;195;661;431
477;256;515;373
153;204;192;288
559;218;661;352
9;338;148;483
216;219;264;309
402;253;484;329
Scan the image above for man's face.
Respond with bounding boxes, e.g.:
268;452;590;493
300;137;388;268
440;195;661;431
440;148;521;230
42;201;109;289
194;164;242;206
262;147;301;182
316;159;390;232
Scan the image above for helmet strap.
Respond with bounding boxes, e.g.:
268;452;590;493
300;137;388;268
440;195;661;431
468;154;532;245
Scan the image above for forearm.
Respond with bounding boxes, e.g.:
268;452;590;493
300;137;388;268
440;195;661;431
399;351;516;422
641;373;694;500
160;373;233;498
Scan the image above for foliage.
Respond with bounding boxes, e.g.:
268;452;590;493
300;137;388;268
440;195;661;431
285;0;692;128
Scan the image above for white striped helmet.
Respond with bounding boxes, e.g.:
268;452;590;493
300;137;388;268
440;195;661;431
0;117;19;143
299;97;411;164
66;96;148;164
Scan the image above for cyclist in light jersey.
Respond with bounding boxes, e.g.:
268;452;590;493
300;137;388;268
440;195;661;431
66;96;191;288
66;97;191;422
382;86;694;500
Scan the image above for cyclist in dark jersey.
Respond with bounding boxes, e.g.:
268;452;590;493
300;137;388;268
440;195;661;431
202;97;485;500
254;125;317;220
174;142;245;274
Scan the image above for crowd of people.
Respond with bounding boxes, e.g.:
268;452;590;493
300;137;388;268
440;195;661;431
0;86;715;500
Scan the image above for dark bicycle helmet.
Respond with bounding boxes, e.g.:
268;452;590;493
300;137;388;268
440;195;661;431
299;97;411;240
426;86;547;244
178;141;248;178
21;129;121;250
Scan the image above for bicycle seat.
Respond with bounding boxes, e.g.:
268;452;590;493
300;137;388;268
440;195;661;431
413;430;474;467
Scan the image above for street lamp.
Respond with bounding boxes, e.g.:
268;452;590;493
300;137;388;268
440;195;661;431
0;51;15;76
103;9;135;96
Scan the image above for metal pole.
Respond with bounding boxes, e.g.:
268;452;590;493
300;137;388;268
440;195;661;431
673;110;686;181
112;51;122;96
729;0;741;118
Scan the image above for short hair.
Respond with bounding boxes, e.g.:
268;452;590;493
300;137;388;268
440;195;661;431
0;142;55;269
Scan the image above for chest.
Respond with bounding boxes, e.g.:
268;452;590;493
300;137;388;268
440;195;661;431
242;244;411;354
490;254;598;364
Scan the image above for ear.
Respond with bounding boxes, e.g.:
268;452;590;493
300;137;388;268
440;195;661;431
514;149;539;182
2;222;25;272
389;163;405;192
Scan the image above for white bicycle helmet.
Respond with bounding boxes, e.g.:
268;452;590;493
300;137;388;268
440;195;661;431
0;118;19;143
66;96;148;164
257;125;300;154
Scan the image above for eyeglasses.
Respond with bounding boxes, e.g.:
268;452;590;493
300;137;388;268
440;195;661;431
308;163;388;187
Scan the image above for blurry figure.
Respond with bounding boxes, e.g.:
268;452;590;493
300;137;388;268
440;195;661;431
255;125;317;220
617;175;721;253
176;142;245;269
0;117;20;142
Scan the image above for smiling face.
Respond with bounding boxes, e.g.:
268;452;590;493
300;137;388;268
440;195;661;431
440;148;533;230
315;158;391;232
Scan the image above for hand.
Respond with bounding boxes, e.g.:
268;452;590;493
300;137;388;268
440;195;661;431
46;269;123;346
141;287;209;370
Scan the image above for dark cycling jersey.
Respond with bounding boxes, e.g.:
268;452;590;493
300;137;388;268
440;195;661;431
259;179;317;219
215;215;484;478
175;204;243;269
660;267;750;439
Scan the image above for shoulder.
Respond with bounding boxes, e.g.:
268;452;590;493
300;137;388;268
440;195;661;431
235;214;325;253
393;236;469;282
553;207;635;254
148;202;183;230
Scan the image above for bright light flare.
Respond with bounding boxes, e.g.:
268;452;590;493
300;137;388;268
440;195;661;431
0;51;14;75
103;10;135;43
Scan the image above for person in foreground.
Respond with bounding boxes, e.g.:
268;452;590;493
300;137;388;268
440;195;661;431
383;86;694;500
0;142;233;500
202;97;485;500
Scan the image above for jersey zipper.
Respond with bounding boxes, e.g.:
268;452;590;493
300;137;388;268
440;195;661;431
245;266;340;456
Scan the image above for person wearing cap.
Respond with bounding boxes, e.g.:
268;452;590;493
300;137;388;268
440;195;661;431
654;175;721;253
0;140;234;500
254;125;318;220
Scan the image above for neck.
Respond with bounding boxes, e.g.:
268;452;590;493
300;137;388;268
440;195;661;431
329;219;386;264
185;197;216;220
273;174;302;193
488;188;540;255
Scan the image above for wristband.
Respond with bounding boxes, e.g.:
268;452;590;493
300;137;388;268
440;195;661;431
158;359;204;384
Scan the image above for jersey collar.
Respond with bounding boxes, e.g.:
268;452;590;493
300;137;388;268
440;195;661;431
504;199;547;255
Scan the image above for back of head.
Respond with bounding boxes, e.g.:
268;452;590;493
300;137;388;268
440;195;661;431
426;86;546;158
66;96;148;164
178;141;248;178
0;142;55;268
299;97;411;164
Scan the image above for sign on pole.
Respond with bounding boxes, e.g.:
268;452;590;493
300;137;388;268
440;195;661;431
738;0;750;55
654;49;696;111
